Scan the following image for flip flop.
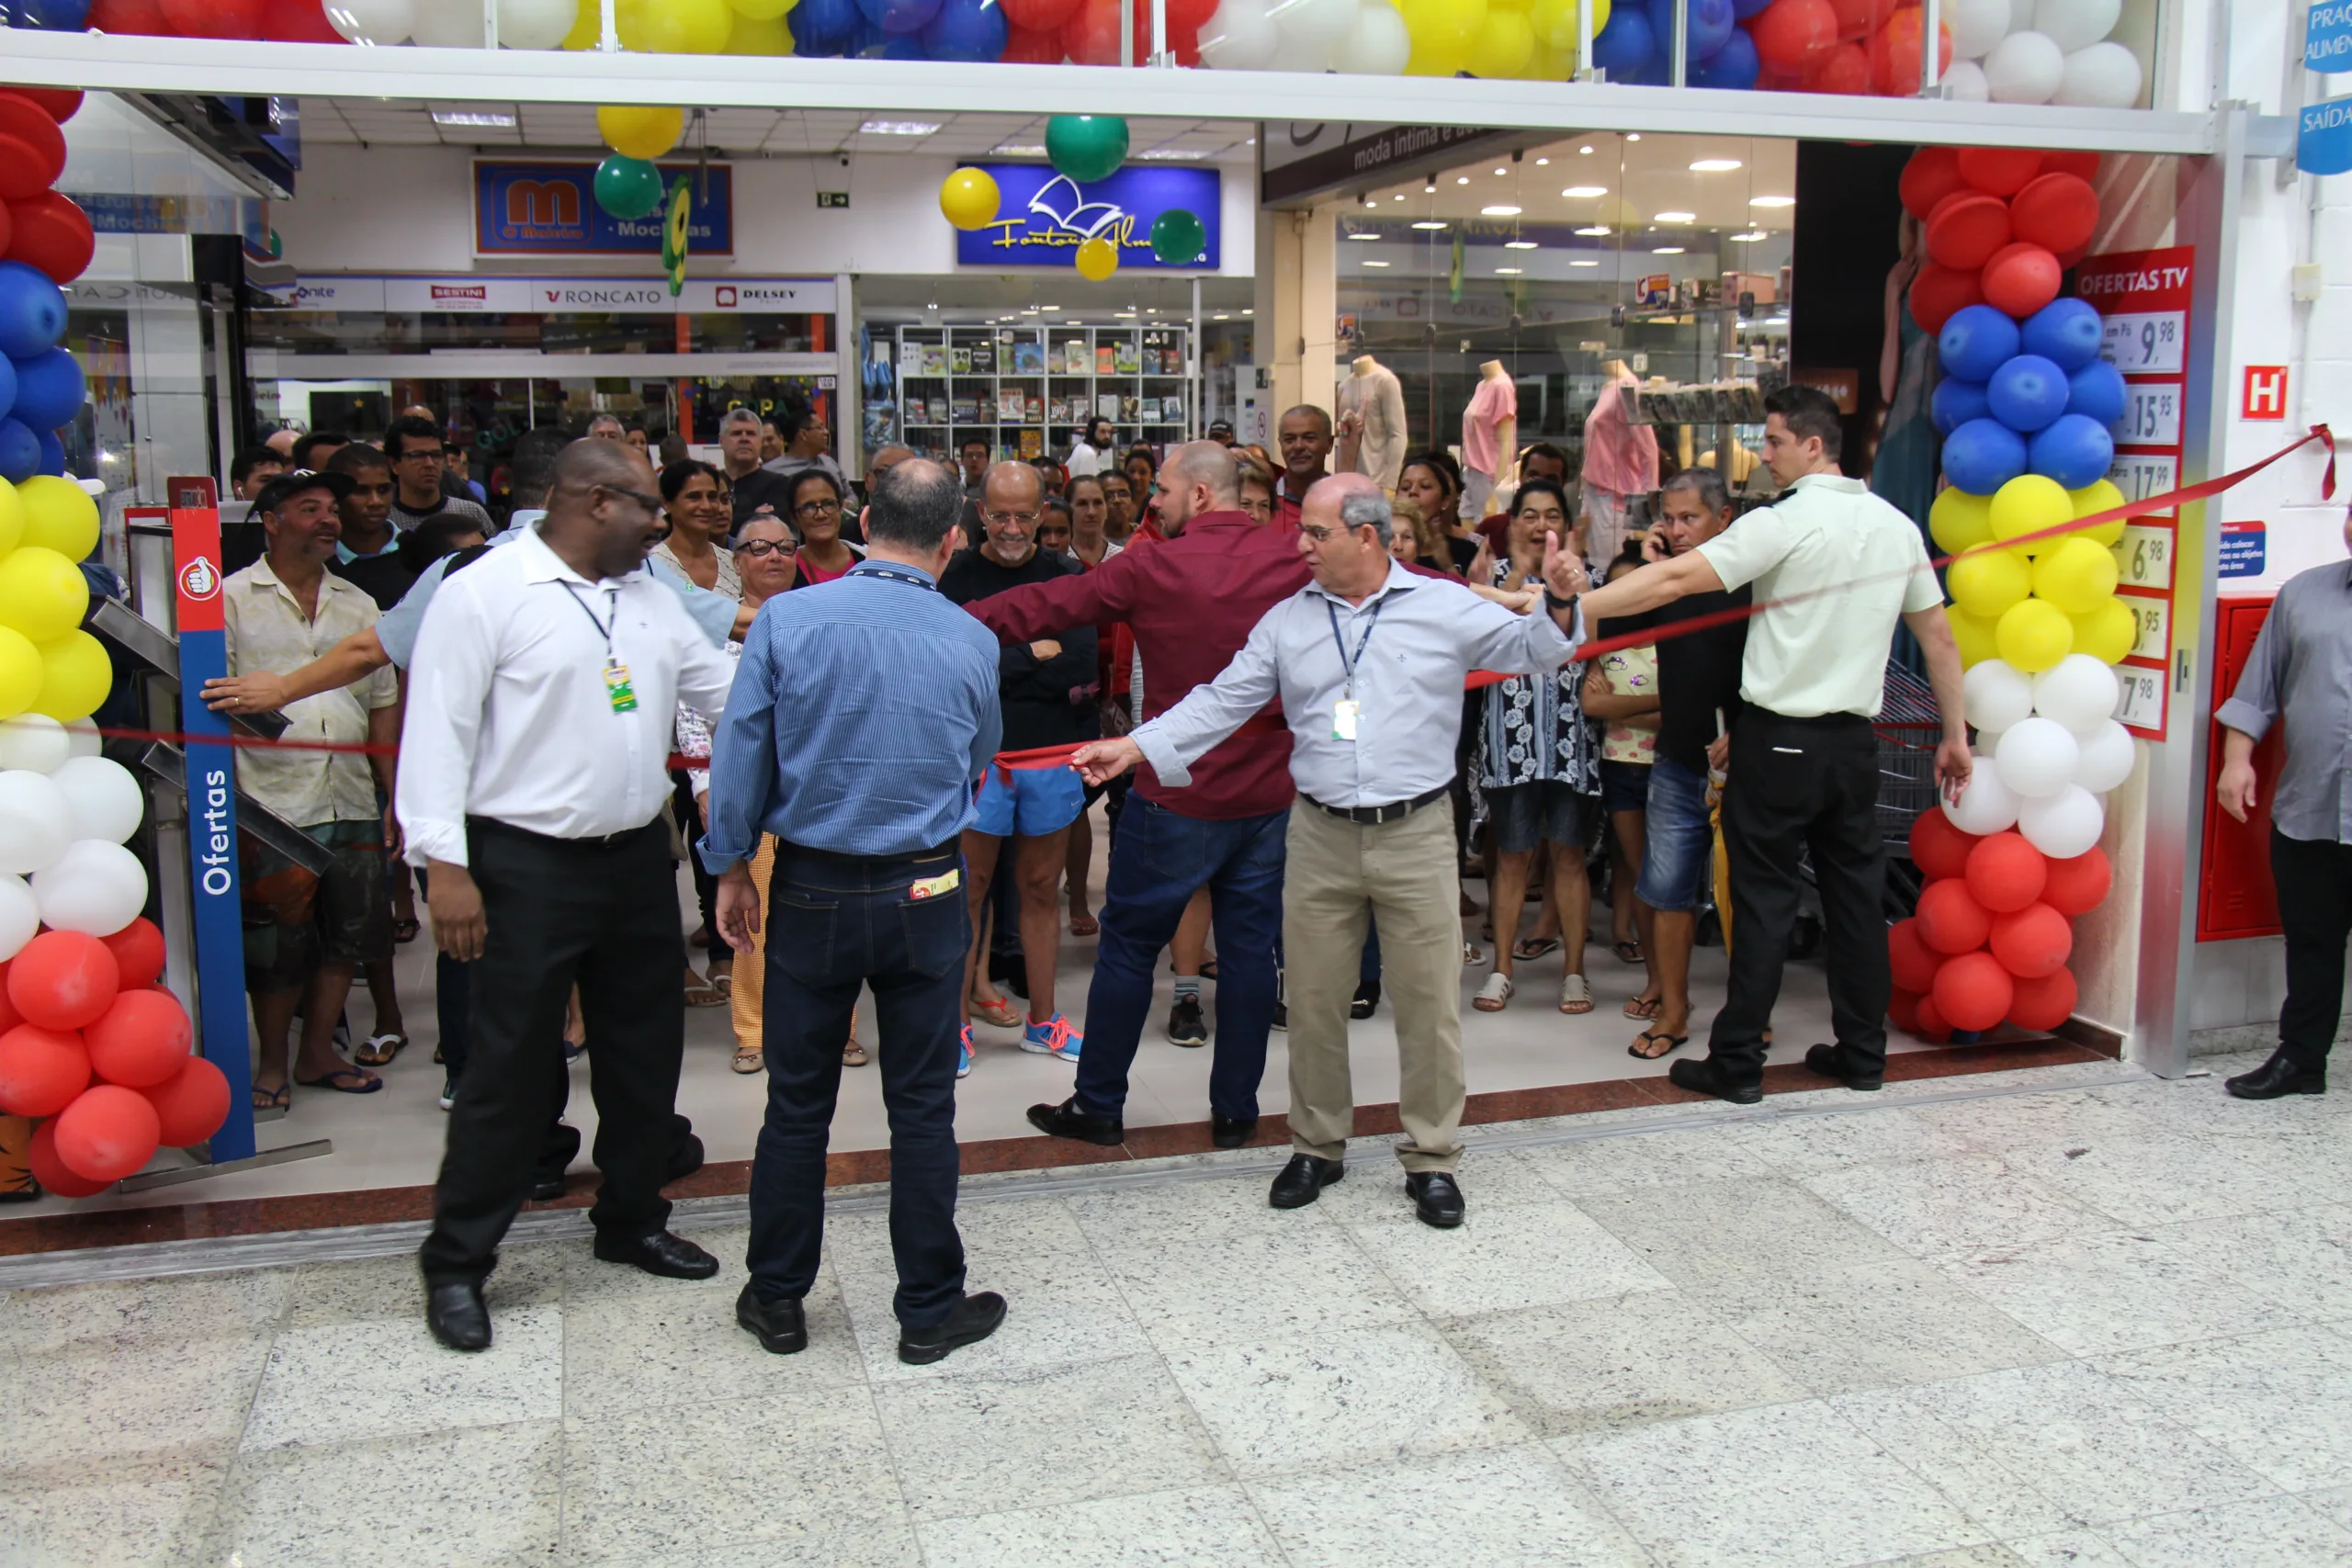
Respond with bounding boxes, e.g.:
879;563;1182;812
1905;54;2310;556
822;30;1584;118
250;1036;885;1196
251;1083;291;1111
684;976;726;1008
1069;911;1100;937
1623;996;1661;1021
1512;935;1562;962
354;1032;407;1066
294;1066;382;1094
730;1047;764;1074
970;995;1023;1030
1629;1029;1689;1060
1198;959;1218;981
1613;940;1645;964
390;918;421;944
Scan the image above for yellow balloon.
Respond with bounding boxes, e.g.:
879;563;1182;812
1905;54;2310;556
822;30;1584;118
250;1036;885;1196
939;168;1001;232
1996;597;2074;673
1488;0;1531;11
1075;236;1120;282
1467;8;1534;73
562;0;598;43
17;477;96;562
620;0;729;51
1402;0;1483;71
0;626;40;720
30;630;107;723
2067;479;2128;547
726;0;791;18
1928;487;1993;557
597;105;684;160
0;480;22;559
2031;536;2120;615
1946;604;1999;669
1986;473;2071;557
1946;545;2031;619
2070;597;2137;665
0;547;86;643
727;10;791;49
1531;0;1605;45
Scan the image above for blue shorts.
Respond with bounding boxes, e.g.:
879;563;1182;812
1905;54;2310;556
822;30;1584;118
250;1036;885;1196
972;761;1086;839
1600;759;1652;814
1487;779;1590;855
1636;754;1713;911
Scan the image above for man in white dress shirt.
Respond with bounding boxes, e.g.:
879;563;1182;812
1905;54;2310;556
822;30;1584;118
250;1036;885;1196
399;439;741;1352
1074;474;1589;1228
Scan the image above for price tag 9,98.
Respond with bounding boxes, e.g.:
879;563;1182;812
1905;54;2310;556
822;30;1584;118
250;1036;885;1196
2101;310;2188;375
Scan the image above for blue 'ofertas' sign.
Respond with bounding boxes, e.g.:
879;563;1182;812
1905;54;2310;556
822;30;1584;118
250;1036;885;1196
2301;96;2352;177
475;162;734;256
955;164;1221;271
2310;1;2352;69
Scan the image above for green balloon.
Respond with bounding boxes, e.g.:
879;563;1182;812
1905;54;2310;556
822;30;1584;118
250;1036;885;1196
1149;208;1206;266
594;154;665;221
1045;115;1129;186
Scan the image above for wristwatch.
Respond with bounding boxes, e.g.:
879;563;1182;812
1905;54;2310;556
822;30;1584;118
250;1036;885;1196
1544;585;1579;615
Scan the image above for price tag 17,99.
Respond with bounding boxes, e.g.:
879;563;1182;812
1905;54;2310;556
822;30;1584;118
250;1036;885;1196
2106;454;2178;512
2112;523;2175;592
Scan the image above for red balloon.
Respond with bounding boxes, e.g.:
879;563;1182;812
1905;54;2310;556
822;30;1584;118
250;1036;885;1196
1802;41;1871;94
1990;902;2072;978
1887;987;1921;1032
1934;949;2014;1032
1869;8;1948;96
1956;146;2042;196
1912;992;1954;1042
1916;878;1993;954
0;96;67;203
1908;261;1984;334
0;965;16;1036
85;989;192;1089
1925;190;2012;271
1131;0;1211;35
1823;0;1889;40
262;0;345;39
1001;0;1080;26
90;0;173;29
28;1117;110;1198
1888;917;1943;994
141;1055;231;1146
1750;0;1838;73
1982;240;2062;317
51;1083;161;1184
1964;831;2048;913
2041;150;2101;181
159;0;266;34
9;931;121;1032
101;919;167;989
6;191;98;285
2052;242;2088;270
1061;0;1123;64
2007;172;2098;254
1001;22;1066;60
1908;805;1982;881
11;89;83;124
2040;846;2112;916
0;1023;90;1117
1898;146;1966;221
2007;964;2078;1031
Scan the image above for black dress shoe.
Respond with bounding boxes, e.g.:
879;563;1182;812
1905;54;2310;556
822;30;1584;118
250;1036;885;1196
529;1175;568;1202
1210;1112;1258;1149
2226;1048;2327;1100
899;1290;1007;1365
426;1280;491;1351
736;1283;808;1354
1669;1055;1763;1106
667;1131;707;1184
1405;1171;1465;1228
1269;1153;1345;1208
1803;1043;1883;1092
593;1229;720;1279
1027;1096;1124;1145
1271;999;1288;1032
1350;981;1381;1020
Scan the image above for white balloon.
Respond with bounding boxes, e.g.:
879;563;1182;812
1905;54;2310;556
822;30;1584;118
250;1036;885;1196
1996;717;2082;799
2018;784;2105;860
1272;0;1359;47
1329;0;1410;73
1199;0;1281;65
2031;653;2120;735
327;0;416;43
0;771;73;876
1983;28;2064;102
49;756;143;844
2056;40;2142;107
2072;718;2136;795
495;0;575;48
1947;757;2021;835
0;874;36;960
1946;0;2007;59
31;840;149;937
1261;27;1334;68
1944;60;1991;100
2032;0;2117;52
1963;660;2036;736
62;723;100;761
410;0;484;47
0;716;68;775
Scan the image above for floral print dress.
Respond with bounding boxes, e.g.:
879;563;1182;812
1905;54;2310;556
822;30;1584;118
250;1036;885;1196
1473;557;1603;804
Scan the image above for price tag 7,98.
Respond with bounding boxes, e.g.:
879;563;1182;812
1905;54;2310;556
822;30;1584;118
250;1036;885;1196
2111;523;2175;592
2116;665;2168;733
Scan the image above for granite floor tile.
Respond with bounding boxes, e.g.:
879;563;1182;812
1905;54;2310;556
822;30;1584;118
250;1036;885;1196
561;1386;903;1560
1306;1147;1565;1225
826;1194;1091;1280
1900;1089;2169;1157
563;1269;865;1415
286;1246;565;1328
1728;1106;1984;1173
0;1269;289;1356
212;1418;561;1567
1800;1156;2117;1259
0;1452;228;1568
1092;1223;1416;1352
1857;1548;2034;1568
836;1242;1156;1383
1829;1384;2072;1541
1557;1397;1988;1568
914;1483;1283;1567
873;1353;1227;1521
1343;1197;1675;1317
2094;1326;2352;1494
1249;1444;1652;1568
1509;1122;1781;1197
1;1330;274;1471
1999;1530;2132;1568
1575;1175;1914;1290
2143;1204;2352;1321
2002;1134;2315;1228
1440;1289;1807;1438
2094;1495;2352;1567
1163;1320;1527;1479
1063;1170;1329;1245
240;1303;562;1451
565;1519;923;1568
1934;1232;2298;1358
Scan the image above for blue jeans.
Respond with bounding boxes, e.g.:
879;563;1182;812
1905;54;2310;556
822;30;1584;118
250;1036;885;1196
1637;755;1713;912
749;844;969;1328
1074;797;1286;1122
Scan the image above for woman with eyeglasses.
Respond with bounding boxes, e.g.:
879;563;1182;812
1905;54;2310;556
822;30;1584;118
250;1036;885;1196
785;469;864;588
654;460;740;599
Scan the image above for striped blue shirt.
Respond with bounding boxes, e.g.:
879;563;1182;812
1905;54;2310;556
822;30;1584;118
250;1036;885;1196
699;560;1001;866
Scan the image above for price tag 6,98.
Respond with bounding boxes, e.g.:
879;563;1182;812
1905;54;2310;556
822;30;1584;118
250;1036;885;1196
2112;523;2175;592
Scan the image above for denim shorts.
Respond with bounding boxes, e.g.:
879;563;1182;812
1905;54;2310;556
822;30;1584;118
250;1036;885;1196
1636;754;1713;912
971;761;1085;838
1487;779;1590;855
1600;759;1652;814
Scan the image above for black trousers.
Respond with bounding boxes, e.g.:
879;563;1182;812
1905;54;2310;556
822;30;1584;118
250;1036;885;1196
2272;827;2352;1067
420;818;685;1284
672;770;718;941
1706;711;1890;1084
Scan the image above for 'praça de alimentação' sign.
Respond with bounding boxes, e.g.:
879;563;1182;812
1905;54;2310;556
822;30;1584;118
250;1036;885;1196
953;164;1221;272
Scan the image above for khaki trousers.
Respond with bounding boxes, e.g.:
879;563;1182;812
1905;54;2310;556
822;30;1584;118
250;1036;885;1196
729;836;775;1054
1283;801;1465;1172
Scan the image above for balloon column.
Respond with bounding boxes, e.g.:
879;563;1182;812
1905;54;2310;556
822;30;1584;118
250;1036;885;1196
1886;142;2133;1046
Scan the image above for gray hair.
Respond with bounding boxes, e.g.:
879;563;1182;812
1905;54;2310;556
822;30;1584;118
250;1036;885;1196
719;407;763;432
865;457;964;553
585;412;626;436
1661;467;1730;516
1339;489;1393;545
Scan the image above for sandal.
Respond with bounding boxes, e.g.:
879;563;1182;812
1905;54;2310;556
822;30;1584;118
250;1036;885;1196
390;918;421;944
842;1040;868;1066
1512;935;1562;962
1629;1029;1689;1060
1462;941;1486;966
1473;972;1514;1012
709;964;732;998
970;994;1023;1030
1069;911;1100;937
1612;939;1645;965
1479;921;1495;942
1623;995;1661;1021
730;1046;763;1074
684;975;726;1008
251;1082;291;1111
354;1032;407;1066
294;1066;382;1094
1558;973;1594;1015
1198;958;1218;981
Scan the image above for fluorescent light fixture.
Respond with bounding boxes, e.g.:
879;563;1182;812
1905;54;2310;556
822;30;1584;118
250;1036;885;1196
1576;225;1612;235
1213;312;1230;319
1561;185;1608;197
433;109;515;127
1040;304;1061;310
1504;239;1538;249
1481;204;1522;216
991;143;1046;154
1361;259;1391;267
1655;210;1695;222
1136;148;1209;160
1690;158;1743;172
859;119;939;135
1494;266;1523;275
1344;231;1382;239
1653;245;1685;254
1114;310;1137;318
1749;194;1795;207
1411;220;1447;230
1730;230;1769;242
1242;309;1253;315
1569;259;1599;267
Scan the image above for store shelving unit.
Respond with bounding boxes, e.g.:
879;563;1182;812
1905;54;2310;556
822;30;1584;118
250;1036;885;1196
877;322;1193;467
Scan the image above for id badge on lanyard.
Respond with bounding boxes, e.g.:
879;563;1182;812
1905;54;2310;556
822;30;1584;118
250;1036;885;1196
565;584;638;715
604;660;639;713
1327;597;1385;743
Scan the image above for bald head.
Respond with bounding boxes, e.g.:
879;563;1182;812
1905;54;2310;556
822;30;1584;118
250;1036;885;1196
553;435;649;495
543;438;663;580
978;461;1046;564
1152;440;1240;536
1297;472;1396;594
869;445;917;477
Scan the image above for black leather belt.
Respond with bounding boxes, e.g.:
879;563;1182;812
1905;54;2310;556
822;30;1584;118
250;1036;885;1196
780;838;958;867
1303;784;1450;826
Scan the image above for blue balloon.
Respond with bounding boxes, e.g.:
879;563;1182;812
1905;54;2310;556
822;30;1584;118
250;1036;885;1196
0;261;65;361
1943;417;2029;495
0;355;14;426
880;31;925;55
856;0;938;34
792;0;861;51
1647;0;1734;62
922;0;1005;60
8;348;82;430
1690;22;1758;86
2029;413;2115;491
34;429;62;478
1939;304;2022;383
9;0;92;25
1931;378;1988;435
1731;0;1771;16
2065;357;2127;426
1592;5;1655;73
1986;354;2070;434
0;419;36;484
2019;297;2103;372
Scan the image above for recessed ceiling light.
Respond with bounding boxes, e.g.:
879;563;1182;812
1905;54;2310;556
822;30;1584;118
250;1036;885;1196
1361;260;1391;267
1455;175;1471;185
1494;266;1523;275
859;119;939;135
1344;231;1382;240
1481;204;1522;216
1690;158;1743;172
1730;230;1769;242
1393;193;1407;201
1363;197;1379;208
992;143;1046;155
1534;156;1549;165
1576;225;1612;235
432;109;515;127
1242;309;1253;315
1570;259;1599;267
1578;144;1595;154
1213;312;1230;319
1411;220;1447;230
1653;245;1685;254
1040;304;1060;310
1749;194;1795;207
1561;186;1608;197
1137;148;1209;160
1494;166;1508;175
1504;239;1538;249
1655;210;1695;222
1626;133;1642;141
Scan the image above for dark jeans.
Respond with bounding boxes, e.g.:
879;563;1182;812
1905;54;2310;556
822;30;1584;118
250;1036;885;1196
750;841;969;1328
420;818;685;1284
2273;827;2352;1067
1706;713;1889;1084
1074;798;1286;1122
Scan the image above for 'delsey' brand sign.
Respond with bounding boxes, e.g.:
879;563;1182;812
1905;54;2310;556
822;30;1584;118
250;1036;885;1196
474;161;733;256
954;164;1221;271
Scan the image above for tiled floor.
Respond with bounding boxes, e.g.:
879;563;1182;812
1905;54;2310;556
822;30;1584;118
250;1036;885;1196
6;1049;2350;1567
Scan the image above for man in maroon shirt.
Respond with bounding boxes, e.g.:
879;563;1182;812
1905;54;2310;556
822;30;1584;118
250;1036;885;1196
969;442;1304;1150
1272;405;1333;531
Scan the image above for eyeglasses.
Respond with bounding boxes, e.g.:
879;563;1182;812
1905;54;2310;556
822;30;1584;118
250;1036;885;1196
1298;524;1364;542
598;483;665;515
399;447;447;463
794;498;842;518
983;510;1041;526
736;537;798;558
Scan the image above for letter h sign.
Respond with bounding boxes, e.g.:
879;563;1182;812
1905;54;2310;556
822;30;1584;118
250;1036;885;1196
2242;365;2289;422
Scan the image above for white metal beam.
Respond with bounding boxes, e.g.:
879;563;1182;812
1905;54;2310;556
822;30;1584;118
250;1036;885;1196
249;351;840;378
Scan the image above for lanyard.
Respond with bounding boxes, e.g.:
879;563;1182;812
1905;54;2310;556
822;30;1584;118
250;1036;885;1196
849;563;937;592
1325;593;1388;701
560;581;619;656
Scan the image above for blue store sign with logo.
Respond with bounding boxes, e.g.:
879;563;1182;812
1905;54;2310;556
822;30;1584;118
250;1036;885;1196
955;164;1221;271
475;161;733;256
2311;1;2352;69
